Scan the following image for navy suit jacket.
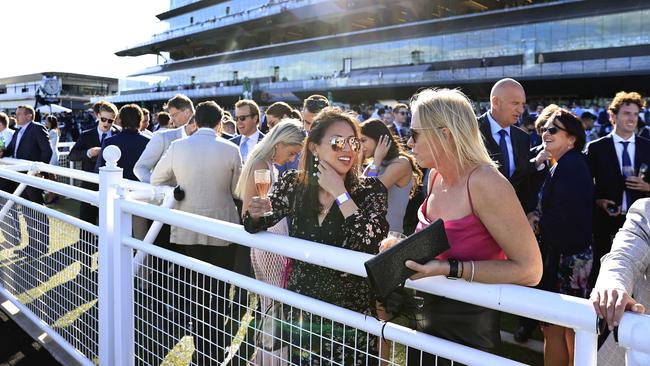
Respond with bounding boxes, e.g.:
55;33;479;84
478;113;532;209
4;122;52;163
69;126;121;173
540;149;594;255
585;134;650;210
95;130;150;181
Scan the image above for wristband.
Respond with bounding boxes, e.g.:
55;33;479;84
335;192;351;206
447;258;459;279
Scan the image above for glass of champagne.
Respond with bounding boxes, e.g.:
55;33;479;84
254;169;273;216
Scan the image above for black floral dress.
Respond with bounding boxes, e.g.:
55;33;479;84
244;170;389;365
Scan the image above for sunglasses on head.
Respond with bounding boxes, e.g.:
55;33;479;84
100;117;115;124
330;136;361;152
540;125;566;135
236;114;252;122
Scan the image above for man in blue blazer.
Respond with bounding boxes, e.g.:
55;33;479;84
229;99;264;163
0;105;52;257
586;91;650;286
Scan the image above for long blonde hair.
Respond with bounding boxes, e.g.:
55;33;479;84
410;88;496;172
235;119;305;199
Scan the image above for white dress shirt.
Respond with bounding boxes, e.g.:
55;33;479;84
611;133;636;211
487;111;515;176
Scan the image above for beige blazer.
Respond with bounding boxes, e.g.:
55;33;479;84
134;126;186;183
595;198;650;365
150;128;242;246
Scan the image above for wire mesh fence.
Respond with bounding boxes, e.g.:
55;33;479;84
130;248;461;366
0;196;99;362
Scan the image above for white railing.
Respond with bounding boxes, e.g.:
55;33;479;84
0;146;649;366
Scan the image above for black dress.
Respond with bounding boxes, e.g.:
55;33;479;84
244;170;389;365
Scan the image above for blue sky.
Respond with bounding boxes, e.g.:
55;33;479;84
0;0;169;78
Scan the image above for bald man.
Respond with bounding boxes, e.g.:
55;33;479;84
478;78;532;207
479;78;535;342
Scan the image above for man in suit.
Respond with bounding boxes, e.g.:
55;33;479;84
69;101;120;224
229;99;264;162
390;103;411;146
478;78;534;342
151;101;242;364
0;105;52;257
591;198;650;366
586;91;650;287
478;78;532;208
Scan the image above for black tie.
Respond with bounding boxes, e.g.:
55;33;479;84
100;132;107;146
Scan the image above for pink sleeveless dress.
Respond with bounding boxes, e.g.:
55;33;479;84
416;169;507;261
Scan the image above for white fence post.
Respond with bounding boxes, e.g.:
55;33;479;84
113;193;134;365
574;329;597;366
98;146;124;366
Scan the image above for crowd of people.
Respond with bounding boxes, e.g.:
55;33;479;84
0;77;649;365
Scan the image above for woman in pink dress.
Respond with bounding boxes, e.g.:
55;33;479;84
382;88;542;363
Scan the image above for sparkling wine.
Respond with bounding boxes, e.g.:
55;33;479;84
256;181;270;199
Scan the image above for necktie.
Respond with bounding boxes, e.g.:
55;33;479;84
621;141;633;210
12;127;21;158
498;129;510;177
240;136;249;161
100;132;107;146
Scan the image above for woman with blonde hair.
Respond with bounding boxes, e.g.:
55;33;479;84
381;88;542;363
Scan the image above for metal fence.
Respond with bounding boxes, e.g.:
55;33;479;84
1;147;650;366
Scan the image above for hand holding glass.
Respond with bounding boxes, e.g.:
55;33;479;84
254;169;273;216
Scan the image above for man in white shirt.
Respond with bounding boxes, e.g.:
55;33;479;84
229;99;264;162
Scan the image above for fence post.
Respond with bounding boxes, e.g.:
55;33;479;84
112;181;134;366
574;329;597;366
98;146;124;366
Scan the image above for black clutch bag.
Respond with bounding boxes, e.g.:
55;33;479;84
364;219;450;300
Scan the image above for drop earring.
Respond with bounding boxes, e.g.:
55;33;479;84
312;156;319;177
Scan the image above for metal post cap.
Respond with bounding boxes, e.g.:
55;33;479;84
102;145;121;169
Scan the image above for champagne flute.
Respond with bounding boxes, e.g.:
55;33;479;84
254;169;273;216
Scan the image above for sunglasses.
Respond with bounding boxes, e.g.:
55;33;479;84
330;136;361;152
100;117;115;124
397;111;407;115
410;127;445;142
236;114;252;122
540;125;566;135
